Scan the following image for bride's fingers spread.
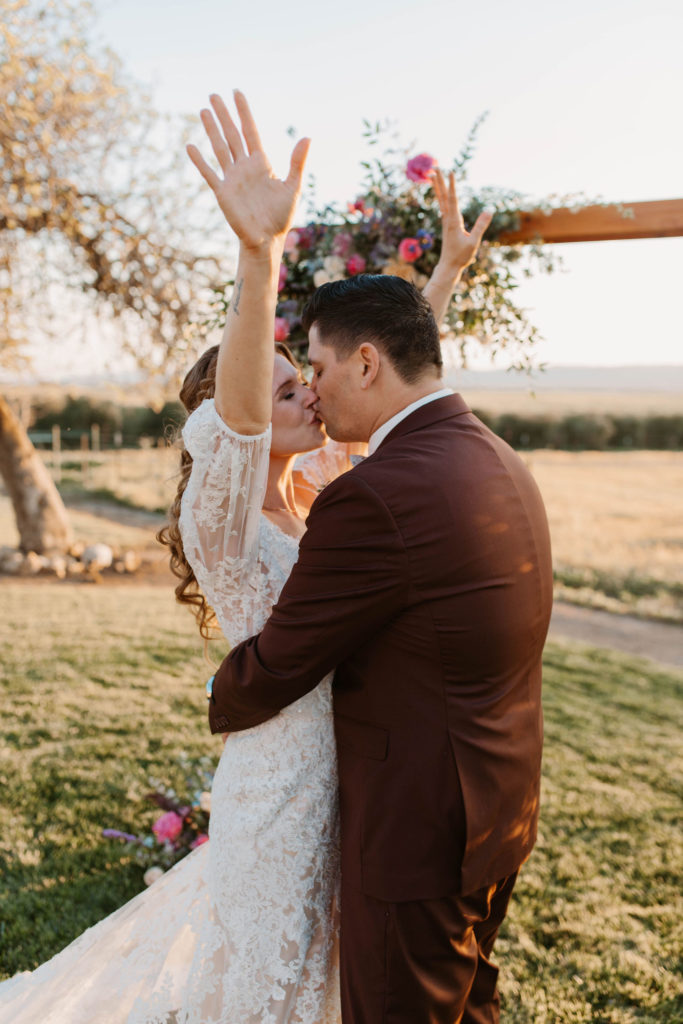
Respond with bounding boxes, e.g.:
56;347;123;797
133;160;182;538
233;90;264;156
285;137;311;191
433;168;446;210
210;93;246;162
448;171;461;219
471;209;493;246
200;108;232;170
186;143;221;191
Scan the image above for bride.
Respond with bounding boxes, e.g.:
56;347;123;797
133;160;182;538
0;92;489;1023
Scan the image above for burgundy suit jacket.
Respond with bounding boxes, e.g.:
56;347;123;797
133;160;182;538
209;394;553;900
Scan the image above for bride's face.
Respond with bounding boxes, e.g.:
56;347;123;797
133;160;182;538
270;353;326;456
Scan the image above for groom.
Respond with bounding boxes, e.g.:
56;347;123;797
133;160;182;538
208;274;553;1022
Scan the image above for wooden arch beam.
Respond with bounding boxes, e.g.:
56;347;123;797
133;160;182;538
496;198;683;245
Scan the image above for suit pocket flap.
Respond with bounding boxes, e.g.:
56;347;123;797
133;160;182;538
335;714;389;761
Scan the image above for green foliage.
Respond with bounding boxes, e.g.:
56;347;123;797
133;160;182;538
29;395;683;452
1;583;681;1021
30;397;184;447
474;410;683;451
553;567;683;624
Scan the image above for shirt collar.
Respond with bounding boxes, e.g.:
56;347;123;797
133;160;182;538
367;388;454;455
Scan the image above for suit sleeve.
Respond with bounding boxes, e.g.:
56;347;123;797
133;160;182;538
208;471;408;733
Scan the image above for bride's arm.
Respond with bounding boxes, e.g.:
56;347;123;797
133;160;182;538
178;93;310;647
187;91;310;434
422;169;491;327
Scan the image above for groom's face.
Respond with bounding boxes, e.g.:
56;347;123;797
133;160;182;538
307;326;364;442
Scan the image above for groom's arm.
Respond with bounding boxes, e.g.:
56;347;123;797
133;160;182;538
208;471;408;734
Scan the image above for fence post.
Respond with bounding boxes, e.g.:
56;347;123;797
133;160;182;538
80;432;90;486
51;424;61;485
91;423;100;453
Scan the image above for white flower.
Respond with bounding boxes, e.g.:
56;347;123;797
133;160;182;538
199;791;212;813
313;269;332;287
143;866;164;886
323;255;345;277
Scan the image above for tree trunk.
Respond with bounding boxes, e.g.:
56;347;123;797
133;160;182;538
0;393;74;554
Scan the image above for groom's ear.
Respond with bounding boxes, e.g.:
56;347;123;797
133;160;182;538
357;342;380;390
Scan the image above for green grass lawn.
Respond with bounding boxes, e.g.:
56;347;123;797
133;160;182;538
1;583;681;1022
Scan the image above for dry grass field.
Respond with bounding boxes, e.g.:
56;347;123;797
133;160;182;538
1;440;681;619
463;388;683;416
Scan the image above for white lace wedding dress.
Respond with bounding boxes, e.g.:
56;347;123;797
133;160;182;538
0;398;351;1024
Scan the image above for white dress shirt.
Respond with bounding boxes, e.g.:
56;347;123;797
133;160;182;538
367;388;454;455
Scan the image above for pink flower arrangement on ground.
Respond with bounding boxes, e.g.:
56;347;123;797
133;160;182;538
406;153;437;183
103;755;216;879
152;810;184;843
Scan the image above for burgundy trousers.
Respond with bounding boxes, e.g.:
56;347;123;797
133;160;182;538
339;872;518;1024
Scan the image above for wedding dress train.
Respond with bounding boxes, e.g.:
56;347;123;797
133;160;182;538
0;398;349;1024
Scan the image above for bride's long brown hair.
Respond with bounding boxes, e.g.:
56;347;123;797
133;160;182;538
157;341;300;640
157;345;220;640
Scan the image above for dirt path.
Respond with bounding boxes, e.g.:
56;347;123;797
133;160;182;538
550;601;682;670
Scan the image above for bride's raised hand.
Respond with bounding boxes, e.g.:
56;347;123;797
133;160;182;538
432;168;491;272
187;90;310;255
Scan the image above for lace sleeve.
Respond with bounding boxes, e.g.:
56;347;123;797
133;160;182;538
179;398;271;645
293;440;367;510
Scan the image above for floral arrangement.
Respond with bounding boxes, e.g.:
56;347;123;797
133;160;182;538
103;754;216;885
208;117;560;370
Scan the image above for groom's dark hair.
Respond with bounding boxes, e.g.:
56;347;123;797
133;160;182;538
302;275;443;384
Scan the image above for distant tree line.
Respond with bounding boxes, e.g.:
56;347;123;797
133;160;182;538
30;397;185;449
475;411;683;450
27;397;683;451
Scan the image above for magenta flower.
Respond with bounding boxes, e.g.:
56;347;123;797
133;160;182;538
346;254;367;276
274;317;290;343
406;153;437;183
398;238;421;263
190;834;209;849
278;263;287;292
152;811;183;844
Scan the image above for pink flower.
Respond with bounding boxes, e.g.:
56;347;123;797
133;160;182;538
398;238;422;263
406;153;437;183
284;230;300;254
347;197;374;218
274;317;290;342
333;232;353;258
346;254;367;276
152;811;183;844
190;834;209;849
278;263;287;292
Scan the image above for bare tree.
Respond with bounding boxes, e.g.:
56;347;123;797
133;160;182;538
0;0;221;553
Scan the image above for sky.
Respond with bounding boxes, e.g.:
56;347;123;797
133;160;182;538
17;0;683;378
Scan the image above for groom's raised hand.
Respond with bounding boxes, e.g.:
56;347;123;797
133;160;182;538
187;90;310;255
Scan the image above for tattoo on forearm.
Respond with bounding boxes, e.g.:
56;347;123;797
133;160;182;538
232;278;244;316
